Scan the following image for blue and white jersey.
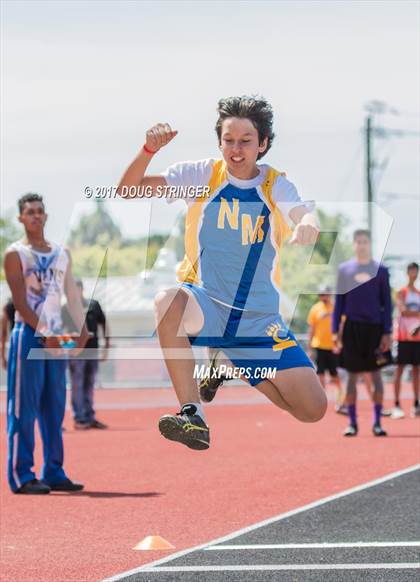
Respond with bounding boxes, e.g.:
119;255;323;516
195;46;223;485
163;159;309;314
9;240;69;334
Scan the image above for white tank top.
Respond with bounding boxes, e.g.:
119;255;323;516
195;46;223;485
397;286;420;342
405;288;420;312
10;240;69;334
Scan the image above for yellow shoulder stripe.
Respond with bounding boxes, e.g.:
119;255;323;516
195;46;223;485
176;160;227;284
261;168;292;290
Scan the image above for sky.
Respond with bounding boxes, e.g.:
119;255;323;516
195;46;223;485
1;0;419;284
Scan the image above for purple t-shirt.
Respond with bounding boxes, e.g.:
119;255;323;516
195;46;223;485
332;259;392;334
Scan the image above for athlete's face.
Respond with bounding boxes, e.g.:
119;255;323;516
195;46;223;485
219;117;268;179
353;234;371;262
18;201;47;234
407;266;418;285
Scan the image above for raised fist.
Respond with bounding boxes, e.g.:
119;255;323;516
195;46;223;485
145;123;178;153
290;223;319;246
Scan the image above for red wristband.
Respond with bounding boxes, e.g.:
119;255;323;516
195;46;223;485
143;144;157;155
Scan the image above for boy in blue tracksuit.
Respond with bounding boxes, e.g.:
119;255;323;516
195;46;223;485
4;193;88;493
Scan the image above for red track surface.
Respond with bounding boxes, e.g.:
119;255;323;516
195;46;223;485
1;384;419;582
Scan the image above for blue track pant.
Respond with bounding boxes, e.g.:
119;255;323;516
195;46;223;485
7;323;67;491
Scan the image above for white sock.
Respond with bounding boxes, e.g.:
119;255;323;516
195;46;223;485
182;402;206;421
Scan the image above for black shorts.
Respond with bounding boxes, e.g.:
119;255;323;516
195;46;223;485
316;349;338;376
340;320;392;372
397;342;420;366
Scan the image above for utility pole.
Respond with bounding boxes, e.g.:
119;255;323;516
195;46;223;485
363;100;418;244
365;114;373;234
364;100;387;239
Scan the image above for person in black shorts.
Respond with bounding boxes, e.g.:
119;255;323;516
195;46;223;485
392;262;420;419
333;230;392;437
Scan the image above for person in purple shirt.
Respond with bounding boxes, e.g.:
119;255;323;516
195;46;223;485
333;229;392;437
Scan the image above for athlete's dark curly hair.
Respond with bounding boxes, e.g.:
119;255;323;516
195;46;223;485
18;192;44;215
215;95;275;160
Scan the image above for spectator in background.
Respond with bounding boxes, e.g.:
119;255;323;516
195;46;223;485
307;286;346;414
392;262;420;419
62;280;110;430
4;193;88;494
1;298;15;369
333;229;392;437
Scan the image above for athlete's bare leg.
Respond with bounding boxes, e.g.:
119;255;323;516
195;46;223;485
255;367;327;422
317;373;326;389
393;364;405;404
363;372;374;400
154;287;204;405
331;375;345;407
413;365;419;402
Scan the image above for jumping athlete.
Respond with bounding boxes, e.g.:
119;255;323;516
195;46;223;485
4;193;88;493
117;96;327;450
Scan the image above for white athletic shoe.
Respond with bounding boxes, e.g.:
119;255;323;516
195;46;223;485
390;406;405;419
335;404;348;415
410;405;420;417
381;408;393;417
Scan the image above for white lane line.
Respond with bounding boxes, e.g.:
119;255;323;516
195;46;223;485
101;464;420;581
206;541;420;550
140;563;420;572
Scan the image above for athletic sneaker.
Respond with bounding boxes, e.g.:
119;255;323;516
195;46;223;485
335;404;348;415
90;419;108;429
199;349;227;403
158;404;210;450
343;424;358;437
390;406;405;419
410;405;420;417
15;479;51;495
74;421;91;430
381;408;392;417
372;424;387;436
48;478;84;492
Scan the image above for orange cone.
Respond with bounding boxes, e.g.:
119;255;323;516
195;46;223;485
133;536;175;550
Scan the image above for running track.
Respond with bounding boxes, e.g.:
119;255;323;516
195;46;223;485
0;384;419;581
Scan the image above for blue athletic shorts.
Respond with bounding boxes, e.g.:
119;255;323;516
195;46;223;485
182;283;313;386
